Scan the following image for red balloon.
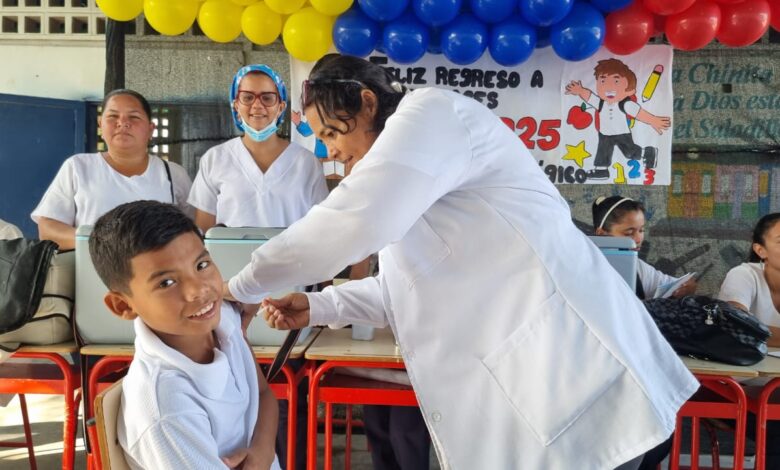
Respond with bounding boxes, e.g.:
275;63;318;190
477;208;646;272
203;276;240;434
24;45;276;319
713;0;746;3
717;0;770;46
666;0;721;50
770;0;780;31
605;2;654;54
653;13;666;35
643;0;695;16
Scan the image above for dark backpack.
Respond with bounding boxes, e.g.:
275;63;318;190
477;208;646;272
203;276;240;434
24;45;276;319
0;238;58;334
643;295;770;366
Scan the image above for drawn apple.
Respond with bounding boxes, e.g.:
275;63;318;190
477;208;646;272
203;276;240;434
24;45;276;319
567;103;592;130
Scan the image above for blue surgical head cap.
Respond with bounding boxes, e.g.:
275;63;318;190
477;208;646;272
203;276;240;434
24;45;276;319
230;64;288;132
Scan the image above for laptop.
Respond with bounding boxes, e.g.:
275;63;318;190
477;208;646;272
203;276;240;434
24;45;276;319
588;236;637;292
205;227;311;346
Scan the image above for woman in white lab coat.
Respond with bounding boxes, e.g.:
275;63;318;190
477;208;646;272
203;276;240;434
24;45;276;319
229;55;699;470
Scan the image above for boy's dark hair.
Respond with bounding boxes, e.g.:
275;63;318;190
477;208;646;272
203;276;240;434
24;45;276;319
592;195;645;232
750;213;780;262
89;201;201;293
302;54;406;135
101;88;153;120
593;59;637;92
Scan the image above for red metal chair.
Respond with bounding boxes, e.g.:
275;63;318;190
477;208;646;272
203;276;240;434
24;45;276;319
307;361;417;470
670;375;748;470
748;378;780;470
0;343;82;470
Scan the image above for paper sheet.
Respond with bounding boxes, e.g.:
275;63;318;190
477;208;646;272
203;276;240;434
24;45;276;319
655;272;696;299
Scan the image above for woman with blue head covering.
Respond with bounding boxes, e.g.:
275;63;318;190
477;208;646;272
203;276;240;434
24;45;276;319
188;64;328;233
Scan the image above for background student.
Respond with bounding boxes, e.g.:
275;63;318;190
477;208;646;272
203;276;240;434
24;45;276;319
718;213;780;468
592;195;697;299
89;201;279;469
32;89;192;250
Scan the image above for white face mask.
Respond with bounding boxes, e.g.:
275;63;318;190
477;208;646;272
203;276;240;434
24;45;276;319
242;117;278;142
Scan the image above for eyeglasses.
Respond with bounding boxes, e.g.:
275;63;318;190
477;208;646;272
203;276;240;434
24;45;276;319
236;90;280;107
301;79;366;107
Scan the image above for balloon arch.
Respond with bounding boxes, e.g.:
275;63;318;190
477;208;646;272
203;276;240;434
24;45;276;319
98;0;778;65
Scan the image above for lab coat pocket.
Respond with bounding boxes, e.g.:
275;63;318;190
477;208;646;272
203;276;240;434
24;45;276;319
388;216;451;289
481;292;625;446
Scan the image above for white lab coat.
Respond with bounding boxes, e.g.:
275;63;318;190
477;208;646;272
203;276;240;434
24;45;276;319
230;88;698;469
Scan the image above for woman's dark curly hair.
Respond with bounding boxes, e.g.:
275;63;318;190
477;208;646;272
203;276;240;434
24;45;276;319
302;54;406;135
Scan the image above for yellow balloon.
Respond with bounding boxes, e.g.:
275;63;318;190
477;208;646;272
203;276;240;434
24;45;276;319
144;0;200;36
242;2;282;45
97;0;143;21
231;0;257;5
283;6;334;62
309;0;352;16
198;0;243;43
265;0;305;15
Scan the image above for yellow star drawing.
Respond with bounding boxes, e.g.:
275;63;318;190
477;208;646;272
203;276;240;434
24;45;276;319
562;141;592;168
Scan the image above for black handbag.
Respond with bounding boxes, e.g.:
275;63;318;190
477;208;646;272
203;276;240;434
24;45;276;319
0;238;58;334
643;295;771;366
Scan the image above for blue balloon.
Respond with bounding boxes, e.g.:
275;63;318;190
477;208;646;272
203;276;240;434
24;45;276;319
383;12;429;64
427;26;443;54
588;0;632;13
550;2;604;61
535;26;550;48
358;0;410;22
440;13;488;65
469;0;515;24
413;0;462;27
518;0;573;27
489;15;536;66
333;10;381;57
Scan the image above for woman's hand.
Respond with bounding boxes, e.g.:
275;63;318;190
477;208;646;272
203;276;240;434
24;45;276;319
262;293;311;330
221;447;275;470
671;278;698;298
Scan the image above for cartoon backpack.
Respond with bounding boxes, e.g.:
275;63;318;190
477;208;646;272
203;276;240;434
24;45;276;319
594;95;637;131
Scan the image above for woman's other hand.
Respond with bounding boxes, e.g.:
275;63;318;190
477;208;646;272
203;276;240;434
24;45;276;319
262;293;310;330
671;278;698;298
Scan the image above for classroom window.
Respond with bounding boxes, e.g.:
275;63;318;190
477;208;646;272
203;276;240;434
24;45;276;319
2;0;19;6
24;15;40;33
48;0;65;6
48;16;65;33
2;15;18;32
71;16;87;33
24;0;41;6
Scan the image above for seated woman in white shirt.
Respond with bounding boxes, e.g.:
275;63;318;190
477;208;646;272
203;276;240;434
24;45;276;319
188;64;328;233
31;89;192;250
718;213;780;470
719;213;780;347
593;195;697;299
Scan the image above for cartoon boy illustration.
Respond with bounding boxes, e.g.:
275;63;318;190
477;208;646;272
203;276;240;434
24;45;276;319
565;58;670;180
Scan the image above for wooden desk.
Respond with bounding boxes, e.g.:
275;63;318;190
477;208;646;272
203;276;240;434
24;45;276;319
681;356;760;378
0;341;81;470
305;328;415;470
80;329;320;470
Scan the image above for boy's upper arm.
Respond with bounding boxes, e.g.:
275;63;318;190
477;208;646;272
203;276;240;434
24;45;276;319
130;412;228;470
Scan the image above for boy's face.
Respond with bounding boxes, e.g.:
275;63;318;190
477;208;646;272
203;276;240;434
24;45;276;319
104;232;223;341
596;73;634;104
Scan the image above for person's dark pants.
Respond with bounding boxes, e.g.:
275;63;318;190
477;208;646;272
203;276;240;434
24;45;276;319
748;412;780;470
363;405;430;470
274;358;308;470
594;133;642;167
637;435;672;470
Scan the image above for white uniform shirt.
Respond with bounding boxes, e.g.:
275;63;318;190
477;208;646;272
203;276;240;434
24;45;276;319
31;153;193;227
587;93;641;136
229;88;697;469
188;138;328;227
638;258;680;299
719;262;780;328
119;303;280;470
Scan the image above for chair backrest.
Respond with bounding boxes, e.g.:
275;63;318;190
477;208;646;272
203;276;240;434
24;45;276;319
95;379;131;470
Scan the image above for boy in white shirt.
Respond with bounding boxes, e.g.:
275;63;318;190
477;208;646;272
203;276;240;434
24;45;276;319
89;200;280;470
